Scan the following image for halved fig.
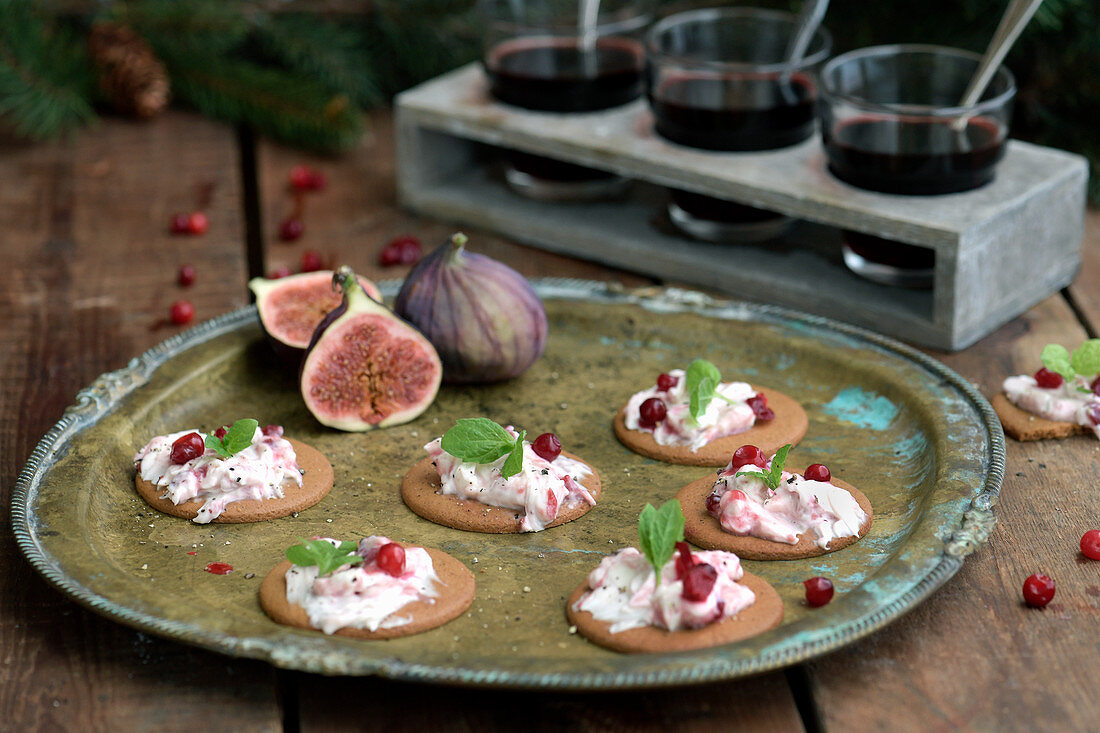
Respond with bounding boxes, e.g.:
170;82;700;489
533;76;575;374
249;271;383;365
300;266;442;431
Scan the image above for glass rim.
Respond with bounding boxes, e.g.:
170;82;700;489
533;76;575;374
819;44;1017;117
480;0;655;38
646;7;833;74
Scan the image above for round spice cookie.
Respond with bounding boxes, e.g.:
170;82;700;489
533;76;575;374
134;438;334;523
613;386;808;467
566;571;784;654
400;453;602;533
676;473;873;561
991;393;1089;441
259;546;475;640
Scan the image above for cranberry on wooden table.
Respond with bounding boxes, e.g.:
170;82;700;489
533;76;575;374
300;250;324;273
531;432;561;462
268;264;292;279
804;577;834;607
1079;530;1100;560
378;235;422;266
177;264;196;287
170;212;192;234
1022;573;1056;607
187;211;209;235
279;218;304;242
376;543;405;577
169;299;195;325
289;164;326;192
638;397;667;428
170;432;205;464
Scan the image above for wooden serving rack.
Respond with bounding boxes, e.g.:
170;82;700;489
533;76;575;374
394;62;1088;350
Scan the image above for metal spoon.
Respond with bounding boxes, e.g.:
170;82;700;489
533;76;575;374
780;0;829;105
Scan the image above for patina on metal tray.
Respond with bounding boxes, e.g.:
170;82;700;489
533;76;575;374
12;280;1004;688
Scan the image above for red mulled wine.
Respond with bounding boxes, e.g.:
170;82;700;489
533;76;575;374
841;230;934;289
649;73;817;151
824;115;1006;195
486;37;645;112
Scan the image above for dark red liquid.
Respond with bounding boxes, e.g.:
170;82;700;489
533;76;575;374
824;116;1006;195
649;73;816;151
671;190;783;224
507;150;616;182
486;37;644;112
844;231;934;270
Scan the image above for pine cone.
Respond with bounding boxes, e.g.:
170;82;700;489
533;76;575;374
88;22;170;119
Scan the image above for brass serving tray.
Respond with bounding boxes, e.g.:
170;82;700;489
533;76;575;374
12;280;1003;688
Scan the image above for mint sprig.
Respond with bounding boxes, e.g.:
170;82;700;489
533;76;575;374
638;500;685;586
685;359;738;422
1041;340;1100;387
735;443;792;491
440;417;527;480
205;418;259;458
286;538;364;577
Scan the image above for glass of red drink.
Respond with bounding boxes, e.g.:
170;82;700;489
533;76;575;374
480;0;654;200
646;7;831;242
818;45;1016;287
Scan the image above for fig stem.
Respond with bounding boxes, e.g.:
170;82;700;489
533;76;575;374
333;265;366;300
446;232;468;265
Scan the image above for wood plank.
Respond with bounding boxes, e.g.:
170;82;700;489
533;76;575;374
806;293;1100;732
1067;208;1100;335
296;672;805;733
255;108;655;286
0;112;281;731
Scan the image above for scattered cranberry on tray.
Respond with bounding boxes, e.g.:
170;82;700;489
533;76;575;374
1034;367;1063;389
170;432;205;464
638;397;667;428
169;299;195;325
729;445;767;470
279;217;304;242
804;577;834;607
1022;573;1056;608
376;542;406;577
805;464;831;482
378;235;422;266
177;264;196;287
205;562;233;575
1080;530;1100;560
531;432;561;462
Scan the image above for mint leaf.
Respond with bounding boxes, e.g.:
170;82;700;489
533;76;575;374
501;429;527;480
441;418;516;464
1041;344;1074;380
685;359;723;421
638;500;685;586
1071;339;1100;377
736;443;792;490
205;418;259;458
286;538;363;577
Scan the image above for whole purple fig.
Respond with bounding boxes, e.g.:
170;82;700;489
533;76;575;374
394;233;548;383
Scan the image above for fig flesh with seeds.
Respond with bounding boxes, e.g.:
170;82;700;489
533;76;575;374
300;267;441;431
250;271;382;365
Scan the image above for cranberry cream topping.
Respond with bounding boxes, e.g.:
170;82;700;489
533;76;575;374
425;427;595;532
285;536;439;634
624;368;759;450
1003;374;1100;437
573;546;755;633
134;426;301;524
708;460;866;549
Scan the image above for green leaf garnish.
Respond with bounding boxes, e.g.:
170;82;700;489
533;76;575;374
735;443;792;491
440;417;528;480
286;538;364;577
638;500;685;586
684;359;738;422
1041;340;1100;382
204;418;259;458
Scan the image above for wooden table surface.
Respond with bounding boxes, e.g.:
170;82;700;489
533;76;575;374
2;109;1098;732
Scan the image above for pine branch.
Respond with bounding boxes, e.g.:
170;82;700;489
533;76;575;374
0;0;95;140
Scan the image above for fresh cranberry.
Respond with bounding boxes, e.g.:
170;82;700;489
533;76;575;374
1022;573;1056;607
531;432;561;462
170;432;205;464
268;265;292;279
674;541;695;580
376;542;406;577
177;264;196;287
804;577;834;607
169;300;195;325
1080;530;1100;560
279;217;304;242
1091;375;1100;396
300;250;324;272
747;393;775;421
378;235;422;267
1034;367;1063;389
262;424;284;438
805;464;831;482
187;211;209;235
1087;403;1100;427
705;491;722;516
170;212;192;234
656;373;678;392
289;164;316;191
681;563;718;602
307;170;327;190
213;426;228;439
730;445;767;471
637;397;667;429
